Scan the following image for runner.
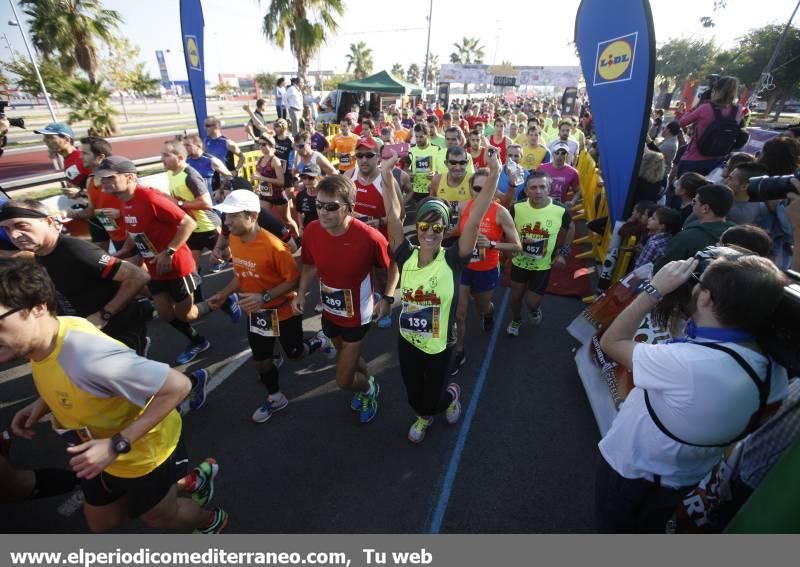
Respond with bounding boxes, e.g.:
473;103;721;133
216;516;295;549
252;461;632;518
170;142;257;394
161;141;222;272
497;145;527;206
450;169;521;374
100;157;241;365
328;117;359;175
538;144;581;204
407;123;442;205
546;121;580;166
519;125;551;172
429;146;473;235
378;148;501;443
506;171;576;336
203;116;244;177
488;117;514;164
183;134;233;196
2;260;227;533
468;129;488;169
294;162;321;234
208;190;328;423
437;127;474;176
252;135;300;238
303;119;330;154
34;123;91;197
293;175;394;424
293;132;336;177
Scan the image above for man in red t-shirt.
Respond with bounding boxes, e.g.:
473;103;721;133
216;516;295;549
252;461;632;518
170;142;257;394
99;156;241;367
294;174;395;424
34;123;91;196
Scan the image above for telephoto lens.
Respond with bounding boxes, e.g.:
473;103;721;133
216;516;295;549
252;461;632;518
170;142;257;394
746;172;800;202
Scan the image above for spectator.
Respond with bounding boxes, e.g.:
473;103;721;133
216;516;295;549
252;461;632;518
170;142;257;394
284;77;304;136
274;78;286;120
629;148;666;206
719;225;773;258
648;108;664;140
675;172;709;226
654;184;735;272
707;151;757;184
618;200;659;241
657;121;681;180
634;207;682;268
757;136;800;175
724;163;773;228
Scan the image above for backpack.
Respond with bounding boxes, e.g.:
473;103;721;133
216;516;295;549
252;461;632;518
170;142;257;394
697;105;749;158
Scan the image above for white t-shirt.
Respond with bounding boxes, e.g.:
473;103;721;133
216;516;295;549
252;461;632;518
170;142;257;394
547;138;580;165
599;340;788;488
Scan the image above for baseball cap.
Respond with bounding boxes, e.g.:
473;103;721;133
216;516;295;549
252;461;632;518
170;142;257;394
298;162;321;177
356;137;379;151
34;122;75;138
552;142;570;153
214;190;261;214
94;156;138;177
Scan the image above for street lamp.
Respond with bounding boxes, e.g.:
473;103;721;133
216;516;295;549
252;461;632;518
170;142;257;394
7;2;58;123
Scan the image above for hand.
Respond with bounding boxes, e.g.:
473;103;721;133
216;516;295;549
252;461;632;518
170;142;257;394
242;103;251;111
486;148;501;173
11;400;44;439
650;258;699;296
155;251;173;276
381;148;399;171
206;292;227;311
372;298;389;322
67;439;117;480
238;292;264;314
211;246;229;262
475;234;491;248
291;294;306;316
86;311;108;329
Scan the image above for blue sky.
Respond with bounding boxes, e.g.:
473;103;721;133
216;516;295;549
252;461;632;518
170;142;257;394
1;0;795;84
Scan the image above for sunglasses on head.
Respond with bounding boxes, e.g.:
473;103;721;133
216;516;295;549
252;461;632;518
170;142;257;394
417;221;445;234
356;152;376;159
315;201;346;212
448;160;467;166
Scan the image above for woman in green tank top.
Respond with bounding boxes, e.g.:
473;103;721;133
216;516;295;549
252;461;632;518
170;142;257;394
380;147;501;443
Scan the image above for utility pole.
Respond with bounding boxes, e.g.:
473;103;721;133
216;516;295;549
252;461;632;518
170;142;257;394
422;0;433;91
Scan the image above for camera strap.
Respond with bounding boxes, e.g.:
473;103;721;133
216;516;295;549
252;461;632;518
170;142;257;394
644;342;772;448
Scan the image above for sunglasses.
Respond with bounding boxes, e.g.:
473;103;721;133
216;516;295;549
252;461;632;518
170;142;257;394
355;152;376;159
315;201;346;212
295;143;307;149
555;150;568;155
417;221;445;234
448;160;468;166
0;307;22;321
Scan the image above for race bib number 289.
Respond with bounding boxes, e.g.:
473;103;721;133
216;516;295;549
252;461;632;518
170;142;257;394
320;284;355;319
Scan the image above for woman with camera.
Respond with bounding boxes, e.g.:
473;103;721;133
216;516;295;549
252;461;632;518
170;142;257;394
677;76;744;178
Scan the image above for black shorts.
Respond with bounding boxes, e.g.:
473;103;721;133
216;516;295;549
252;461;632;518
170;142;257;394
510;264;551;295
321;317;371;343
80;438;188;518
148;272;202;302
186;230;219;252
248;314;305;361
88;219;109;244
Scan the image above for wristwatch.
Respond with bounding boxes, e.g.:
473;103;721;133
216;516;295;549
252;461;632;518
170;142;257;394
177;200;185;208
110;433;131;455
100;309;113;322
165;247;177;258
380;293;395;305
262;291;272;303
643;283;664;302
489;241;497;249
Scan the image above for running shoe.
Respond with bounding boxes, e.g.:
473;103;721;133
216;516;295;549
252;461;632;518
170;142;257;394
189;458;219;507
194;507;229;534
506;319;521;337
251;394;289;423
408;416;433;443
359;378;380;423
350;376;378;411
450;351;466;375
482;305;495;333
208;261;226;274
316;330;337;359
445;383;462;425
188;368;210;411
528;308;543;326
314;302;324;313
175;339;211;365
221;293;242;323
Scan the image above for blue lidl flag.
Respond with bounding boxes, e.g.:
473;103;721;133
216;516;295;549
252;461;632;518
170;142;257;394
179;0;207;134
575;0;655;223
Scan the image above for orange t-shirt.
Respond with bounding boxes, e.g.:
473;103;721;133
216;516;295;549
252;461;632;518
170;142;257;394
330;133;359;171
230;228;299;321
392;128;410;143
86;175;127;241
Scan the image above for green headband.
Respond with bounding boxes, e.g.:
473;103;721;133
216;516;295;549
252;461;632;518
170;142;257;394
417;199;450;227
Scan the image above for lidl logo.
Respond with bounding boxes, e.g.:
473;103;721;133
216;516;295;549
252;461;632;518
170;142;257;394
186;35;201;71
593;33;637;86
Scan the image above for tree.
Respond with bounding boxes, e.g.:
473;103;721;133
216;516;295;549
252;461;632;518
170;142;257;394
655;37;718;93
321;73;352;91
2;55;68;98
449;37;485;93
260;0;345;85
422;54;440;87
700;0;727;28
129;69;160;106
55;78;118;136
256;72;278;92
406;64;421;85
346;41;374;79
391;63;404;78
214;82;235;100
20;0;123;83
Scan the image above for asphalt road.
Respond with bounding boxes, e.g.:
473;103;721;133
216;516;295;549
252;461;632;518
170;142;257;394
0;254;599;534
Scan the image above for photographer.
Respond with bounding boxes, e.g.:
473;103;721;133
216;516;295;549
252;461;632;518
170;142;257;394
677;76;743;178
596;253;789;533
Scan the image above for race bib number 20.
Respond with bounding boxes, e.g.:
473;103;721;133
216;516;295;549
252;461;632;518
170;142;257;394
249;309;280;337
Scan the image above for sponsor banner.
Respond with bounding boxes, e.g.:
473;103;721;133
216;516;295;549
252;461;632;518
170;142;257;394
179;0;207;134
155;50;170;83
439;64;581;89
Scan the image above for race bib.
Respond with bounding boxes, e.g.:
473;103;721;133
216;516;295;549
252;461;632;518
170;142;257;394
469;247;482;263
259;183;273;198
415;157;432;172
399;302;440;338
249;309;280;337
524;239;545;260
320;284;354;318
339;153;352;166
129;232;158;259
96;211;118;231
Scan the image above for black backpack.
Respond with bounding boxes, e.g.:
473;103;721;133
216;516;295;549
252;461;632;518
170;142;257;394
697;105;749;158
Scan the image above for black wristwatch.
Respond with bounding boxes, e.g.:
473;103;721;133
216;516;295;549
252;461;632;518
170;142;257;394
165;247;177;258
380;293;395;305
262;291;272;303
110;433;131;455
100;309;114;322
643;283;664;302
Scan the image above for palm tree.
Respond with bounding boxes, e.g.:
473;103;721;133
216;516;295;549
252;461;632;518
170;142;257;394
449;36;485;93
391;63;404;78
20;0;123;83
406;64;421;85
346;42;374;80
260;0;344;85
56;78;118;136
130;69;160;107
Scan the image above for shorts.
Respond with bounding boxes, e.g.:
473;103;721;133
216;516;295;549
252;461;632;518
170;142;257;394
186;230;219;252
248;314;305;361
460;266;500;294
88;219;109;243
80;438;188;519
321;317;371;343
510;264;551;295
148;272;202;303
260;195;289;206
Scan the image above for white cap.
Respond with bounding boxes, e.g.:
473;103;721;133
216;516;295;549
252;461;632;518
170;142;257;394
214;190;260;213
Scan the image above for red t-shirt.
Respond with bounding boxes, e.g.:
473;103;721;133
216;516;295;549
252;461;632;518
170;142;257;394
122;187;196;280
471;148;488;169
458;200;504;271
300;219;390;327
86;175;127;241
352;172;388;237
465;116;478;129
63;149;91;188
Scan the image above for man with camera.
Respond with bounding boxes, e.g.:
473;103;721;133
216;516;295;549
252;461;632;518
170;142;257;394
596;253;789;533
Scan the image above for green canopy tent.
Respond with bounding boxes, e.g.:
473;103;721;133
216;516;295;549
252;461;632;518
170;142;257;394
337;70;424;96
